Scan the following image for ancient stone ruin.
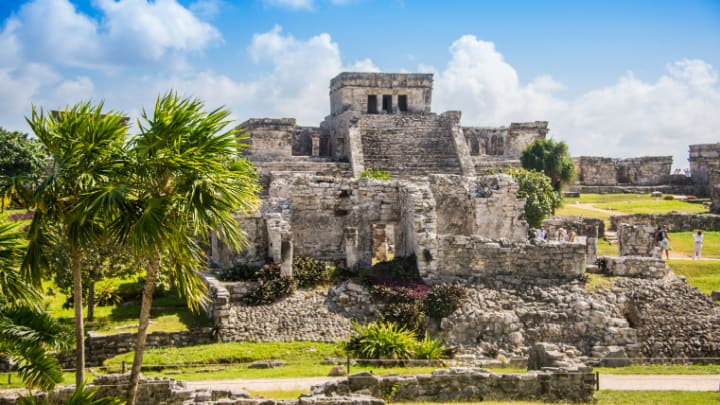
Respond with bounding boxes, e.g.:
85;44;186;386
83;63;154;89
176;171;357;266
205;72;719;378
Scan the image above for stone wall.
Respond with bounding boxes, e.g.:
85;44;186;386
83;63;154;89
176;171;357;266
315;367;595;403
58;329;215;368
204;276;354;343
610;212;720;232
254;160;353;191
434;236;586;283
542;216;605;238
597;256;669;279
574;156;672;186
463;121;547;158
689;143;720;195
329;72;433;116
711;167;720;213
240;118;295;161
617;224;657;257
429;174;527;242
356;112;475;177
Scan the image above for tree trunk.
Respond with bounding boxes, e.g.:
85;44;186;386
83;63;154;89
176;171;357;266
87;280;95;323
126;254;159;405
71;245;85;386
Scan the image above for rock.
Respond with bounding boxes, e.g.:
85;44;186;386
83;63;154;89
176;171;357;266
599;347;632;367
248;360;286;369
711;290;720;301
329;365;347;376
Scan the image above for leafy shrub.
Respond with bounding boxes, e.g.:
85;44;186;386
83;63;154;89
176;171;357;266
215;263;261;282
18;382;125;404
242;265;297;306
358;169;392;180
293;256;336;288
94;281;121;307
346;321;416;360
686;195;697;200
423;283;467;319
663;195;675;200
378;301;425;334
360;255;422;287
414;333;449;360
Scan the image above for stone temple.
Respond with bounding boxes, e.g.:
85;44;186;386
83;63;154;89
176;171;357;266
210;72;583;281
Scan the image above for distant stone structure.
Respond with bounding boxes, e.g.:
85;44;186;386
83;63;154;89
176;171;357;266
689;143;720;195
573;156;673;191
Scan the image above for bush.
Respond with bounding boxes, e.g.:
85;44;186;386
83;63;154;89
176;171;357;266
414;333;449;360
663;195;675;200
94;281;121;307
216;263;261;282
378;301;425;334
360;255;422;287
293;256;336;288
346;321;416;360
242;265;297;306
358;169;392;180
423;283;467;319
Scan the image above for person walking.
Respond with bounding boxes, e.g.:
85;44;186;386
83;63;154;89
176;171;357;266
693;230;704;260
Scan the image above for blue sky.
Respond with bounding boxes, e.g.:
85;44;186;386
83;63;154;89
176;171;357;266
1;0;719;168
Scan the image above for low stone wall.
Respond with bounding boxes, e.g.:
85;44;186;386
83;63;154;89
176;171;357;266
0;375;384;405
597;256;669;279
542;216;604;238
315;367;595;403
617;224;656;257
572;184;697;195
610;212;720;232
435;236;586;282
204;276;355;342
57;328;215;368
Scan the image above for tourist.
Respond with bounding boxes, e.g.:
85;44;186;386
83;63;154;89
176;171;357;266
568;228;577;242
693;230;704;259
557;227;567;241
654;225;671;260
535;227;546;240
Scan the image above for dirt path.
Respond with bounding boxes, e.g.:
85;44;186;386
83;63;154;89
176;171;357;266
572;203;626;216
184;374;720;393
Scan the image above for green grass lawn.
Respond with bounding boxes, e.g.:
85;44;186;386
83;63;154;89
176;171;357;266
44;276;211;334
597;238;618;256
669;260;720;295
563;193;709;215
667;231;720;258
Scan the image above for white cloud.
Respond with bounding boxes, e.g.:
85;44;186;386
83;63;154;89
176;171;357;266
430;35;720;168
189;0;223;19
0;0;221;70
263;0;314;10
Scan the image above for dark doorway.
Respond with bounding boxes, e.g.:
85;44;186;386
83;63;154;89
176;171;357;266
382;95;392;113
367;95;378;114
398;95;408;112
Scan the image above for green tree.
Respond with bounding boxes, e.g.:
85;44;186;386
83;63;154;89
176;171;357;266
520;138;576;191
0;220;72;390
24;103;129;386
0;128;48;210
508;168;562;228
103;93;261;405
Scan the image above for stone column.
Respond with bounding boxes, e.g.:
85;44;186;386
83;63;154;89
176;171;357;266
280;237;293;276
311;134;321;157
344;227;359;269
266;213;283;264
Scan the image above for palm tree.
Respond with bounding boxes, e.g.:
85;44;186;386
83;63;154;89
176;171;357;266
112;93;260;405
0;220;72;390
23;103;129;386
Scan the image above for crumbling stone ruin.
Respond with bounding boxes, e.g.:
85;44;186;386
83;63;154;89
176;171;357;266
689;143;720;196
205;72;719;371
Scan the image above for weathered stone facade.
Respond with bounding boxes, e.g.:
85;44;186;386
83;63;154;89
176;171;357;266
597;256;669;279
574;156;672;187
617;224;657;257
689;143;720;195
610;212;720;232
711;166;720;213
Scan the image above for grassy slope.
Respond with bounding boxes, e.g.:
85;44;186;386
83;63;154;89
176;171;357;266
669;260;720;295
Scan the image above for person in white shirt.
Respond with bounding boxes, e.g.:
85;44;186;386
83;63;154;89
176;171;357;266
693;230;704;260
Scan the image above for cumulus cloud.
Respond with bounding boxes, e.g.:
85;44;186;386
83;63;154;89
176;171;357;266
0;0;221;69
431;35;720;167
